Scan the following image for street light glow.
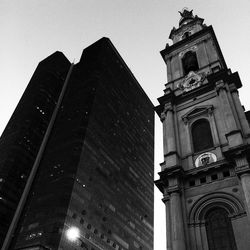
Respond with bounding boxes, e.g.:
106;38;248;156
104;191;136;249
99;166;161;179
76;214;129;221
66;226;80;241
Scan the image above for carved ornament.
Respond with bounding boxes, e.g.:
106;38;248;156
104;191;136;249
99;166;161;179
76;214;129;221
195;152;217;168
177;71;206;93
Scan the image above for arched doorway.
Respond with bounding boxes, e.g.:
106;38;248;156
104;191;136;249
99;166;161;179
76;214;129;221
205;207;237;250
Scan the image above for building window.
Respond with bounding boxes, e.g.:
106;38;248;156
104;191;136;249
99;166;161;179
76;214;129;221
191;119;213;153
205;208;237;250
182;51;199;75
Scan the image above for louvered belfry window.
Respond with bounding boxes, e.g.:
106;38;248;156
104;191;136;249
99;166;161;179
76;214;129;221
182;51;199;75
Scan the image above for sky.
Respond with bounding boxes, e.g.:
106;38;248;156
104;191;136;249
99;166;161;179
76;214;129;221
1;1;250;249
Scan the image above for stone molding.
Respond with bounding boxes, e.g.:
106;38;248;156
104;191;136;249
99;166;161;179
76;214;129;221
182;105;214;124
188;192;245;225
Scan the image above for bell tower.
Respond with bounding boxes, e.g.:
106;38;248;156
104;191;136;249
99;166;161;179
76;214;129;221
155;9;250;250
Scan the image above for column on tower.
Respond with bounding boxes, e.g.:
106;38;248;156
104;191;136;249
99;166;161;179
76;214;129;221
235;156;250;219
161;103;179;169
169;187;186;250
215;80;243;147
230;85;250;136
207;107;220;147
163;194;172;250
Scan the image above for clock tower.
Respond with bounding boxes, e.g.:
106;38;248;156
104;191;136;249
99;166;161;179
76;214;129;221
155;9;250;250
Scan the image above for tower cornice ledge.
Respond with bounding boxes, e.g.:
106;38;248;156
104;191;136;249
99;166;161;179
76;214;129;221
155;88;176;117
158;165;184;178
185;160;230;177
154;179;167;193
207;69;242;89
223;143;250;159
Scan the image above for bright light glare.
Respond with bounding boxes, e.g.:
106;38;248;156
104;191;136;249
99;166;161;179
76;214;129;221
66;227;80;241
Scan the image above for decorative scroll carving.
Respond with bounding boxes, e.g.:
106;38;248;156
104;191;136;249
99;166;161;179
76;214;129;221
195;152;217;168
177;71;206;93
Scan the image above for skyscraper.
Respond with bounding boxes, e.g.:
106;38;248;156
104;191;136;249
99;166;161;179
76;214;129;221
1;38;154;250
155;9;250;250
0;52;71;247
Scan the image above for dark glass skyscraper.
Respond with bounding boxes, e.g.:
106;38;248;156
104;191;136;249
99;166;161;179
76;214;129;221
0;52;71;246
1;38;154;250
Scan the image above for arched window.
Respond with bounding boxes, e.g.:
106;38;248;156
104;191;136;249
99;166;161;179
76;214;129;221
182;51;199;75
205;208;237;250
191;119;213;153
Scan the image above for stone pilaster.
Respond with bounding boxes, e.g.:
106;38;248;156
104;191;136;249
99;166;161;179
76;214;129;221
169;188;186;250
162;104;176;154
231;86;250;136
163;194;172;250
240;173;250;218
161;104;179;169
207;107;220;146
216;80;243;147
235;155;250;219
182;117;192;155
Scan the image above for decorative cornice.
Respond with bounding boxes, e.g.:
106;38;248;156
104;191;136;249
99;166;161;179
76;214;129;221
207;69;242;89
154;179;168;194
182;105;214;123
159;165;184;179
185;160;231;177
223;142;250;158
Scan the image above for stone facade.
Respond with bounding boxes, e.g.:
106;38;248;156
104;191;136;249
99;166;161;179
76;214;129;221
155;9;250;250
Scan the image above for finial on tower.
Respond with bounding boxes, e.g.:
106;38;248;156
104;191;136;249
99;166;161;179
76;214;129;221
179;8;193;17
168;9;205;43
178;8;194;26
